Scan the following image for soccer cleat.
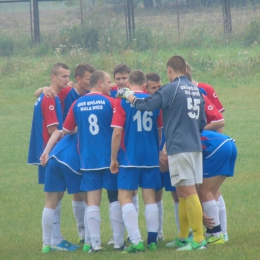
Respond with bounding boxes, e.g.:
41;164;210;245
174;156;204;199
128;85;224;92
107;236;114;245
114;243;127;251
207;235;225;245
157;233;165;241
83;243;91;252
42;245;51;253
223;234;229;242
52;240;77;251
148;242;158;251
88;246;102;253
121;241;145;253
166;237;189;248
177;240;207;251
62;239;80;249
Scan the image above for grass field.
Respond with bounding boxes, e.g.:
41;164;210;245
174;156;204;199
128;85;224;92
0;44;260;260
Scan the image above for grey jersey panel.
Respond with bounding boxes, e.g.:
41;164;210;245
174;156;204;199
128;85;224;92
133;76;206;155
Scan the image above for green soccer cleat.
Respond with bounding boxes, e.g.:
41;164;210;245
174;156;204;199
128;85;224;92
83;243;91;252
42;245;51;253
207;235;225;245
148;242;158;251
177;239;207;251
121;241;145;253
166;237;189;248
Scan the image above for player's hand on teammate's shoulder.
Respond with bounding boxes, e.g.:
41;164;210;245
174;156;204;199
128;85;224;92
43;86;57;98
115;88;134;99
110;160;119;174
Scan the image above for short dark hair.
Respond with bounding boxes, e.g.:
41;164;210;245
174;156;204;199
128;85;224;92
90;70;105;87
113;64;131;78
75;63;96;79
146;72;161;82
128;70;147;86
167;56;186;74
185;62;192;82
51;63;69;76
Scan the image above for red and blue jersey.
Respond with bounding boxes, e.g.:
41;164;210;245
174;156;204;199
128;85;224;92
111;91;163;167
110;85;118;98
198;82;224;112
201;130;234;159
28;93;63;165
63;92;114;171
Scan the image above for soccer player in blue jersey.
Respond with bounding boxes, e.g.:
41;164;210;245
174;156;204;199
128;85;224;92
110;70;163;253
116;56;208;251
40;131;83;253
28;63;78;251
63;70;116;252
35;63;96;244
198;130;237;245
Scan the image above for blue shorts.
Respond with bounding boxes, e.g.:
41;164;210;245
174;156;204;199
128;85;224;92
80;169;117;192
44;158;83;194
38;165;46;184
162;171;176;192
203;141;237;178
118;167;162;190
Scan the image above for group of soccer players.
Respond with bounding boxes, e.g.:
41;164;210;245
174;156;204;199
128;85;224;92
27;55;237;254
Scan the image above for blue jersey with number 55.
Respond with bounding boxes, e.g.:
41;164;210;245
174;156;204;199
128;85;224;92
63;92;114;171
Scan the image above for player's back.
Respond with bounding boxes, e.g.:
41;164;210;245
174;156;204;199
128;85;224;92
71;92;114;170
117;92;161;167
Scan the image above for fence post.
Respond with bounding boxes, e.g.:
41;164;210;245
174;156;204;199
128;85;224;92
80;0;84;27
176;0;180;38
32;0;40;43
223;0;232;33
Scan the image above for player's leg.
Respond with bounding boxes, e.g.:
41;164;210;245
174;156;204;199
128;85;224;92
132;189;139;214
72;193;85;244
156;188;164;240
198;176;225;245
118;168;144;253
42;192;59;253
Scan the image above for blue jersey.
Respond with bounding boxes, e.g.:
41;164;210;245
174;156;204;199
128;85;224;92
63;92;114;171
201;130;234;160
111;91;163;167
28;93;63;165
49;133;81;174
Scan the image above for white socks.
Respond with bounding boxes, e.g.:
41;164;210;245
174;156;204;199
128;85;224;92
218;195;227;235
42;208;54;246
157;200;163;234
145;203;159;232
86;206;101;248
51;201;62;246
72;200;85;240
84;205;91;245
122;203;141;245
173;201;180;234
110;201;125;247
202;200;221;237
132;194;139;214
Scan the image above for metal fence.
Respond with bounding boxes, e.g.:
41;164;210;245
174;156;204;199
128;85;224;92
0;0;259;49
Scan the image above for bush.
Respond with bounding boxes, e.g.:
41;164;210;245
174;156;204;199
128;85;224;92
133;27;154;51
243;19;260;46
0;34;14;56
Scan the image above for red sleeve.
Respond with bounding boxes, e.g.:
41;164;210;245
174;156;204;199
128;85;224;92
203;95;224;124
63;101;77;131
156;109;163;129
41;96;59;127
111;98;126;128
198;82;224;112
58;86;71;112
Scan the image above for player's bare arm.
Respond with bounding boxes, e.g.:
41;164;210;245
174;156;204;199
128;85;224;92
110;127;122;174
40;130;64;166
34;86;57;98
204;120;225;133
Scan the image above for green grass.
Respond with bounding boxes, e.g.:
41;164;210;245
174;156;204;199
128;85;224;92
0;43;260;259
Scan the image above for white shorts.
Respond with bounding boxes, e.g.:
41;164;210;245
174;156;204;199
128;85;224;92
168;152;202;186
